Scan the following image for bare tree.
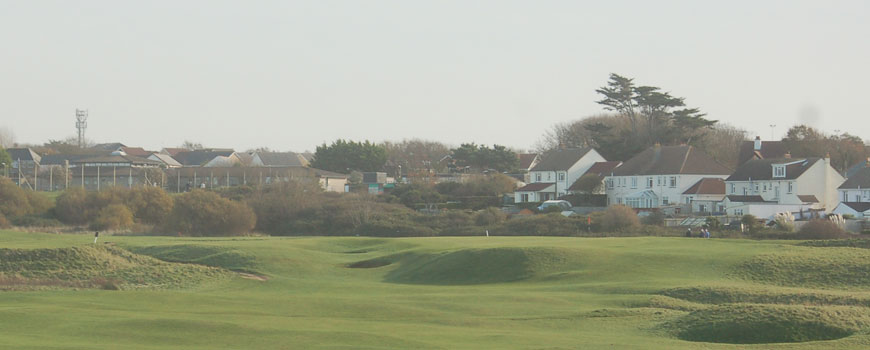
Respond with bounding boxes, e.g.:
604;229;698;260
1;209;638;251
0;126;16;148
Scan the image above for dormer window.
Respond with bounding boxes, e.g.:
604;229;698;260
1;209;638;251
773;165;785;178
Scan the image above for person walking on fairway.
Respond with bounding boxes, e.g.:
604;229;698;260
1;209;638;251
94;231;100;244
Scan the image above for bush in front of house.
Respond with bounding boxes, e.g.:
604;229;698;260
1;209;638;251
600;205;640;232
795;219;849;240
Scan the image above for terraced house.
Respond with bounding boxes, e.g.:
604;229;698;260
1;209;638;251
723;154;845;219
604;145;732;211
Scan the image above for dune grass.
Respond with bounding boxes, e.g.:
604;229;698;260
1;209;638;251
1;230;870;349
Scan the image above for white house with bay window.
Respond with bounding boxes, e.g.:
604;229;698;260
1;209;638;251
514;147;606;203
723;155;844;219
604;145;732;210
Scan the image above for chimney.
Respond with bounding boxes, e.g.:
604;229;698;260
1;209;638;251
754;136;762;151
784;152;791;159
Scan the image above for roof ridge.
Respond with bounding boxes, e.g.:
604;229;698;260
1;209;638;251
678;146;691;174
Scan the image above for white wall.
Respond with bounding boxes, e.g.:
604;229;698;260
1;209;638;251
839;189;870;203
606;174;727;208
725;160;844;212
529;149;606;198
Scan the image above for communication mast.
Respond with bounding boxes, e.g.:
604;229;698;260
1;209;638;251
75;109;88;148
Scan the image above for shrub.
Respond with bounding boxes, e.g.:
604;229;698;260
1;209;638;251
475;207;506;226
641;210;665;226
795;219;849;239
705;217;721;230
0;178;52;219
125;187;173;224
600;205;640;232
741;214;762;234
54;187;90;224
164;190;256;236
496;213;582;236
90;204;134;231
0;213;9;228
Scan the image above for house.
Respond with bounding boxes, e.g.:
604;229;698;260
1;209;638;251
314;169;348;192
681;178;727;215
605;145;732;209
147;153;183;168
92;142;127;153
845;158;870;179
119;146;153;157
832;202;870;219
172;149;236;167
737;136;789;165
567;161;622;195
517;153;540;172
838;165;870;203
160;148;187;157
514;147;606;203
251;152;310;167
723;155;845;219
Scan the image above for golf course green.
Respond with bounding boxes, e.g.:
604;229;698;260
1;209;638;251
2;230;870;349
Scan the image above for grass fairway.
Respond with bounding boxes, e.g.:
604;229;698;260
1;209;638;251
2;230;870;349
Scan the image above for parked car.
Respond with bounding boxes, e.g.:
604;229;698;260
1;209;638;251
537;200;572;212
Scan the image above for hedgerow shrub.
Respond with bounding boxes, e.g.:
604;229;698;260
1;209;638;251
55;187;173;226
124;187;173;224
796;219;849;239
0;178;52;220
600;205;640;232
164;190;256;236
91;204;134;231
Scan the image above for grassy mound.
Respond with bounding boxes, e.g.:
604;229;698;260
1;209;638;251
800;239;870;249
664;304;870;344
734;248;870;288
384;247;584;285
660;286;870;308
0;245;230;290
124;244;259;274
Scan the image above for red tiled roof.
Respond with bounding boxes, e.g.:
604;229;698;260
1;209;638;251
121;147;153;157
683;178;726;195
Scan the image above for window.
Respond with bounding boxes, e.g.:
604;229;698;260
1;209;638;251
558;172;565;181
606;178;614;189
734;209;743;216
521;194;529;202
662;196;669;205
535;173;541;182
787;182;793;194
763;184;767;192
669;176;677;188
646;177;653;188
631;177;638;188
730;184;735;194
547;173;551;181
774;165;785;178
754;184;759;193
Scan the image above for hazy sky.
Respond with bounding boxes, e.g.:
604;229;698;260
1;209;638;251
2;0;868;153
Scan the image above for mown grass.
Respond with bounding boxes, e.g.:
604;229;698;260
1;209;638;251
2;230;870;349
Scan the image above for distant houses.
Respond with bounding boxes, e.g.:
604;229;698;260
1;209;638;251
514;147;606;203
604;145;732;210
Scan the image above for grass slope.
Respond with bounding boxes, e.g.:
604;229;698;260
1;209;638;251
2;230;870;349
0;244;230;290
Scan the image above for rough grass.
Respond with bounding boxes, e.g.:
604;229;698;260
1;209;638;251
662;304;870;344
801;239;870;249
4;232;870;349
660;285;870;308
733;247;870;289
0;244;230;290
383;247;585;285
123;244;260;274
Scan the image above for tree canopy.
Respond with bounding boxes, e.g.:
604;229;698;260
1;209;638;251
311;139;387;174
448;143;518;173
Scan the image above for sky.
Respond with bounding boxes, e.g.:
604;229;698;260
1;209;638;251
1;0;868;153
